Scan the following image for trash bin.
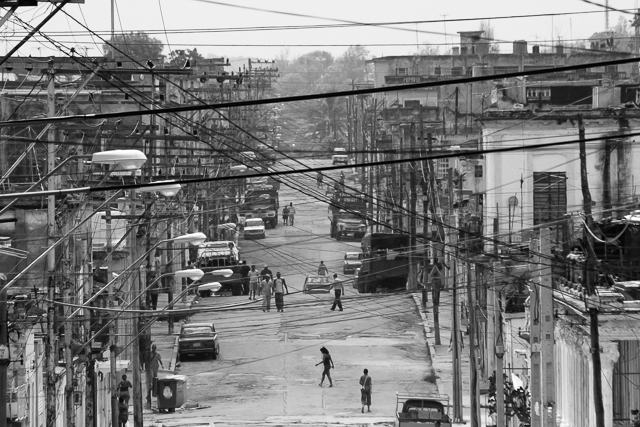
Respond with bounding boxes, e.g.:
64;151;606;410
156;375;187;413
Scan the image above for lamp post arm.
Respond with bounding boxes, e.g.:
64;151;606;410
0;154;93;218
1;190;123;293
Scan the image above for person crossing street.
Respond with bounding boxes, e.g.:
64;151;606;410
288;202;296;226
273;272;289;312
329;273;344;311
260;274;274;312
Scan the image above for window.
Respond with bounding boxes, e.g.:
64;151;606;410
396;67;408;76
533;171;567;227
436;159;450;179
451;67;464;76
434;66;442;76
474;165;483;178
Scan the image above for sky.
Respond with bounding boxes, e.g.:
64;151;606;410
3;0;640;64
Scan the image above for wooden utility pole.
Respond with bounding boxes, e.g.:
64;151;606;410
46;62;58;427
540;227;556;426
578;115;605;427
408;122;418;290
0;275;7;427
454;87;459;135
467;264;480;427
529;235;542;427
492;262;506;427
369;100;377;234
449;168;463;422
360;96;366;194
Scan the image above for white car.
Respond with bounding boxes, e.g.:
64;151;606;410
241;151;257;160
244;218;266;239
198;241;240;263
332;147;349;165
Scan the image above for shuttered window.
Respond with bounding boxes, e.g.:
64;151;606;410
533;172;567;225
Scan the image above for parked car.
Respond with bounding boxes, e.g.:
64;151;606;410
332;147;349;165
178;322;220;360
244;218;266;239
302;275;332;294
395;393;451;427
343;251;363;274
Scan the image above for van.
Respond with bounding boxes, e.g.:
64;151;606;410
332;147;349;165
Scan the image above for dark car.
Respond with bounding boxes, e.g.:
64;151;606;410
178;322;220;361
302;275;331;294
343;252;363;274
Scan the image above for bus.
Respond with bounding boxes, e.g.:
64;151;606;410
358;233;410;293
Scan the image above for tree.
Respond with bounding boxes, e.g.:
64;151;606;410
479;20;500;53
166;48;205;68
103;31;163;61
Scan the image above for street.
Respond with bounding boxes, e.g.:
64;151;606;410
149;159;437;426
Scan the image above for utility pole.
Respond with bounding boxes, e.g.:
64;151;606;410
369;100;377;234
167;216;175;334
360;96;366;194
46;60;58;427
128;216;144;427
493;261;506;427
529;235;542;427
0;274;7;427
578;115;605;427
540;227;556;426
454;87;459;135
408;122;418;290
467;263;480;427
449;168;463;422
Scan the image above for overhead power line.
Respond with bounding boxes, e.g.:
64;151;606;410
2;54;640;128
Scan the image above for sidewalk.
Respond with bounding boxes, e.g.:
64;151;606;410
413;291;492;426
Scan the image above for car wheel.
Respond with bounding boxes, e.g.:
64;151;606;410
213;349;218;360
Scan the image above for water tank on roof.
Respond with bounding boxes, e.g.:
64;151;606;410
513;40;528;55
532;45;540;54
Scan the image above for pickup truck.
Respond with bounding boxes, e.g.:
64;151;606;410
395;393;452;427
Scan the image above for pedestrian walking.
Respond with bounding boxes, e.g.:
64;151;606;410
282;205;290;225
315;346;334;387
149;344;164;379
317;261;329;277
118;397;129;427
329;273;344;311
248;264;260;300
317;171;324;188
359;368;372;413
260;274;274;312
273;272;289;312
288;203;296;226
260;264;273;281
239;260;251;296
118;374;132;405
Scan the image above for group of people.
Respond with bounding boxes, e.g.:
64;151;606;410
282;202;296;226
246;264;290;312
315;347;373;413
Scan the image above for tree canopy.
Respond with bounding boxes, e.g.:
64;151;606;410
166;48;205;68
104;31;164;61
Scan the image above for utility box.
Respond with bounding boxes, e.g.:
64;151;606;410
156;375;187;413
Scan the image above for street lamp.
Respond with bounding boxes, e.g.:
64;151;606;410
91;149;147;170
142;180;182;198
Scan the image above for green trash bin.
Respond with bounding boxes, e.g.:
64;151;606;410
156;375;187;413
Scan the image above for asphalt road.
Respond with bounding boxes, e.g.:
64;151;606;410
149;159;437;427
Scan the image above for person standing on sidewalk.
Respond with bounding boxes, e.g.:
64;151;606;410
359;368;372;413
273;272;289;312
118;374;132;404
282;205;290;225
315;346;334;387
248;264;260;300
329;273;344;311
288;202;296;226
239;260;251;296
317;261;329;277
260;274;274;312
150;344;164;379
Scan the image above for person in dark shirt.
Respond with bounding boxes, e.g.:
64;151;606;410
260;264;273;281
239;260;251;295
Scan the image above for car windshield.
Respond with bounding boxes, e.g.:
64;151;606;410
345;253;362;260
182;327;212;335
205;242;230;248
246;220;263;227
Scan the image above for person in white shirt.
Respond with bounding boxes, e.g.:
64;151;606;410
329;273;344;311
273;272;289;312
248;265;260;300
288;203;296;226
259;274;274;312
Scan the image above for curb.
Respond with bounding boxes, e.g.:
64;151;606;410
411;293;445;395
